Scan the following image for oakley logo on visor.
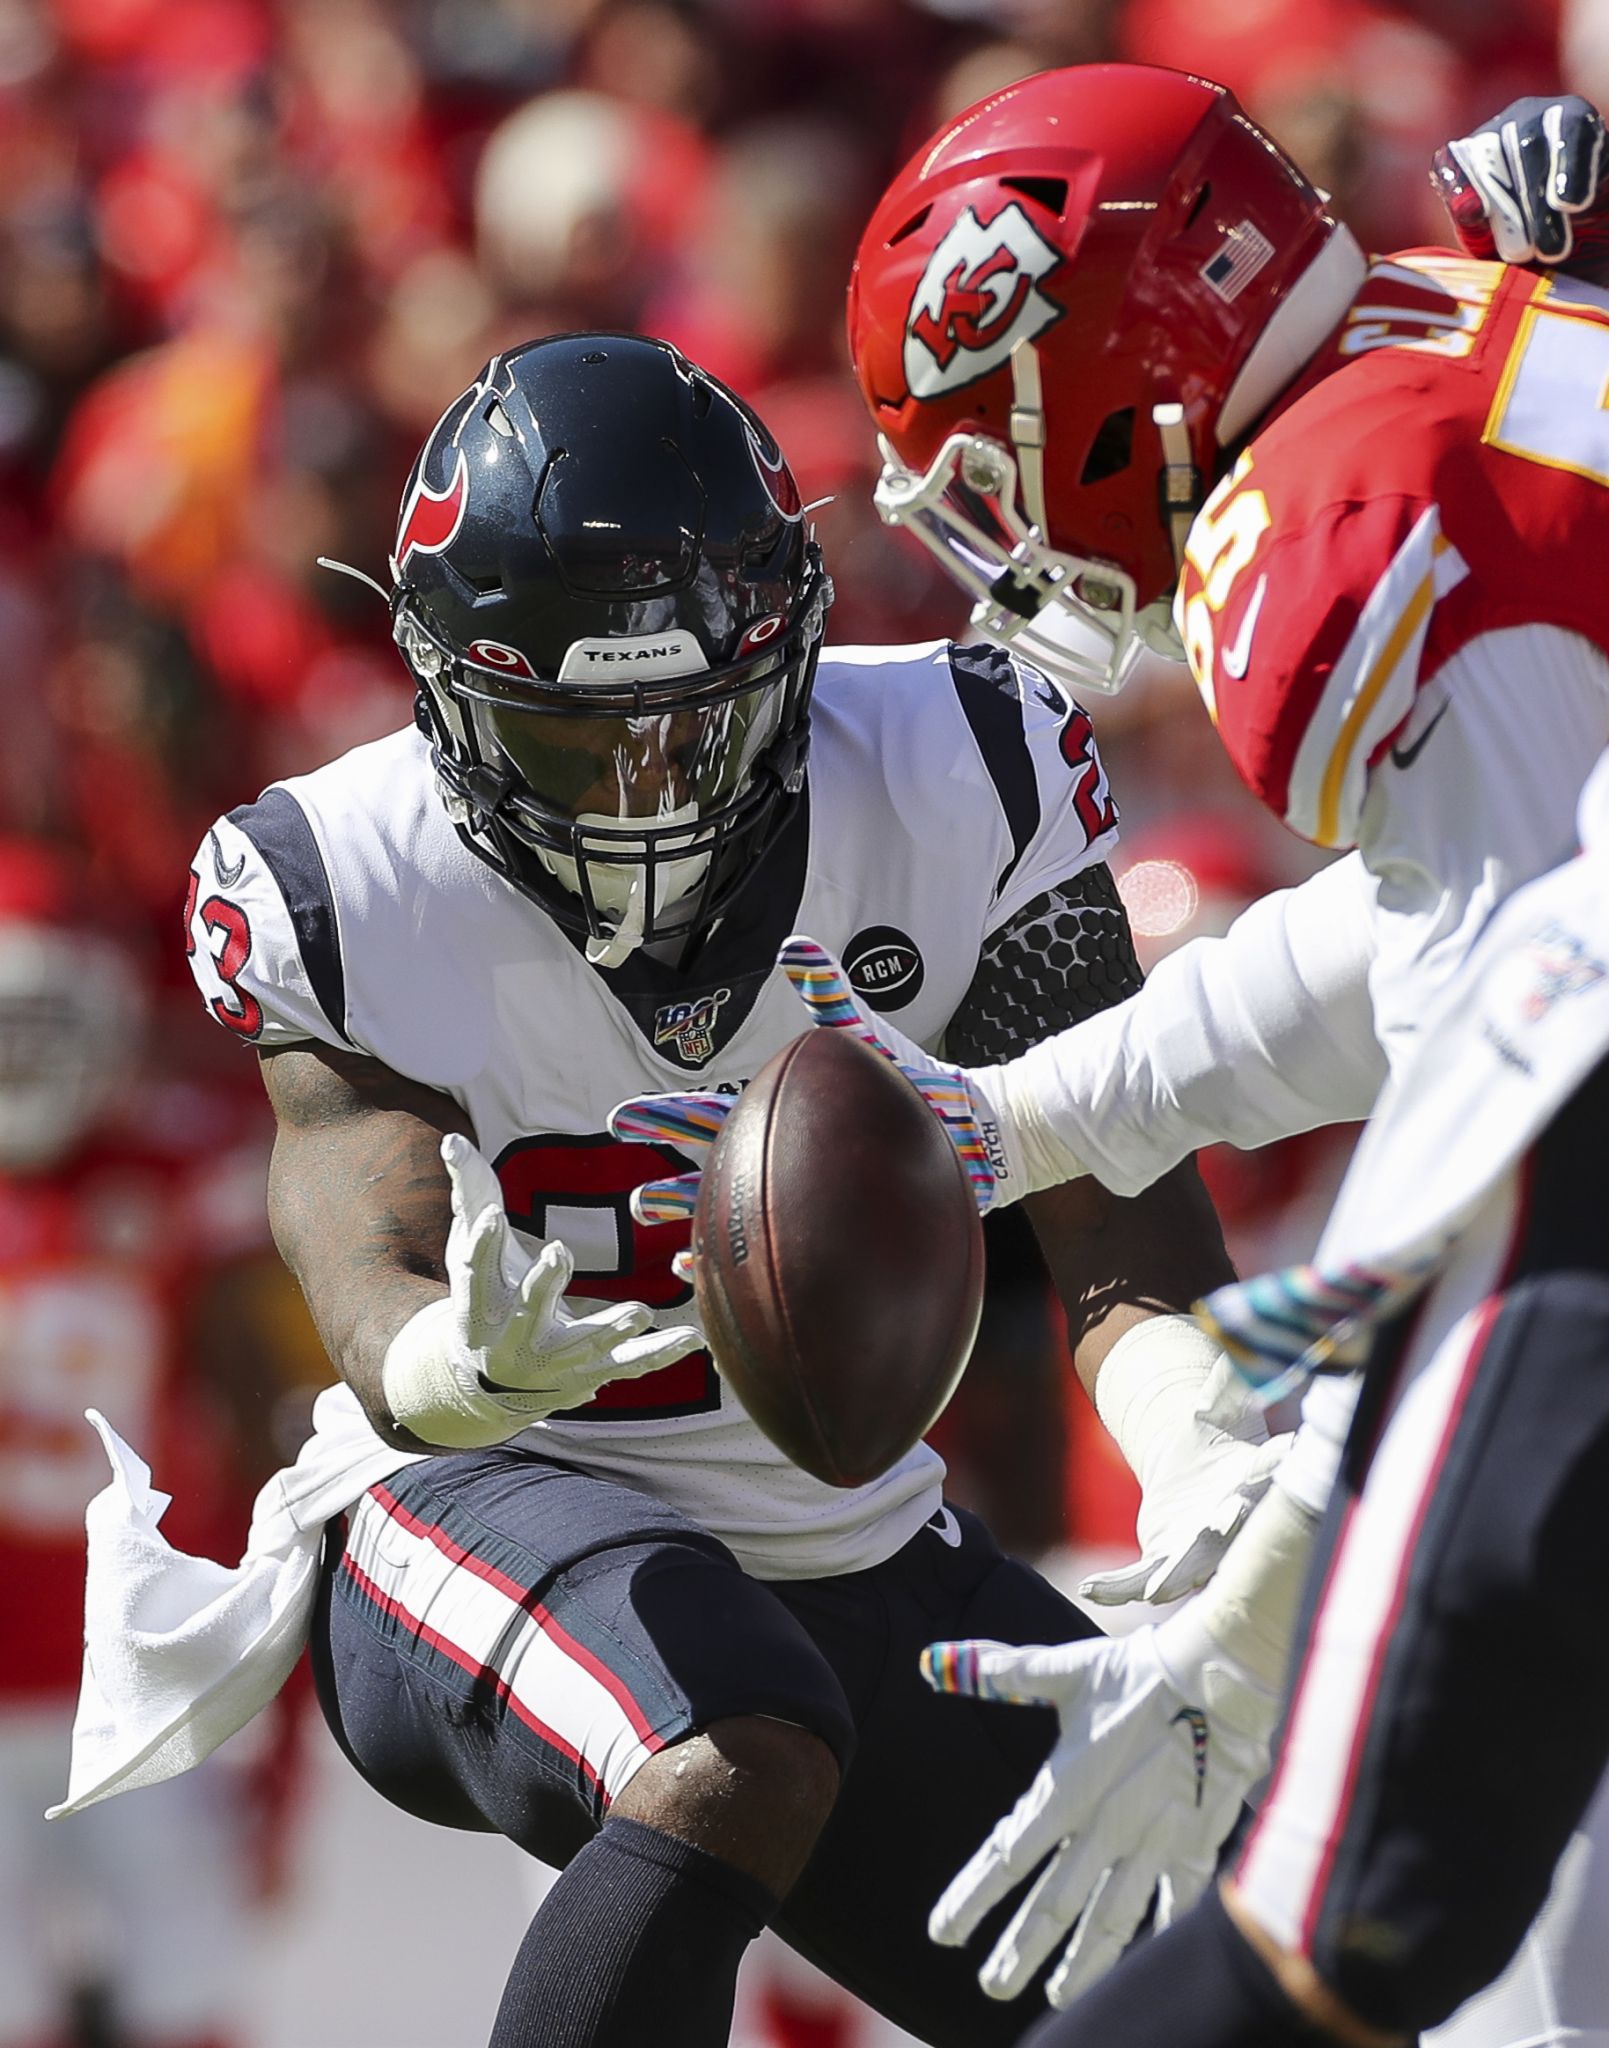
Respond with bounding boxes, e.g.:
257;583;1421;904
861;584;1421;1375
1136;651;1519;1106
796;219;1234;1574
904;203;1064;400
469;639;538;679
556;631;710;683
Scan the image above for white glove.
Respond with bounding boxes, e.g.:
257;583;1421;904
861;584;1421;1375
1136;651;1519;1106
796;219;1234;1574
380;1133;703;1449
923;1480;1317;2006
1078;1319;1291;1608
922;1619;1273;2006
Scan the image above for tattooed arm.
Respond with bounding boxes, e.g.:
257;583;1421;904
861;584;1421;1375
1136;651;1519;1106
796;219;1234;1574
258;1042;473;1452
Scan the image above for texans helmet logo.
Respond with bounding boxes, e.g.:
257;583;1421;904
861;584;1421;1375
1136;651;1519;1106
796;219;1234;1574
395;446;469;568
904;203;1064;400
745;425;803;521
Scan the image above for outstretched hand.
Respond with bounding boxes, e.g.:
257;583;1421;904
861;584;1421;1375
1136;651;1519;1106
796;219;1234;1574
921;1618;1275;2007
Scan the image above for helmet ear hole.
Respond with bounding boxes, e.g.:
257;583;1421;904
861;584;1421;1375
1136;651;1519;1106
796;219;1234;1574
1001;175;1068;216
1184;180;1213;230
886;204;931;247
1080;407;1135;485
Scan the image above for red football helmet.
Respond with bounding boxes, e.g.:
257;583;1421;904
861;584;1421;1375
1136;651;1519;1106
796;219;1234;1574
847;64;1364;694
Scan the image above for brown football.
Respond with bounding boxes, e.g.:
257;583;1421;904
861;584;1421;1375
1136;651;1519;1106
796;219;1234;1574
691;1028;985;1488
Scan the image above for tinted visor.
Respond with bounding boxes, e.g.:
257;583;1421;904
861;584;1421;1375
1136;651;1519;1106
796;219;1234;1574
483;685;787;827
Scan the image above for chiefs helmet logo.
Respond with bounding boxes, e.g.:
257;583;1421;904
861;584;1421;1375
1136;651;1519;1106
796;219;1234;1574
904;203;1064;400
395;446;469;568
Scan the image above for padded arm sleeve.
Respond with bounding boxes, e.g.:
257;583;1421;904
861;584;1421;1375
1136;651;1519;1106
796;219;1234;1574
945;864;1145;1063
997;852;1386;1197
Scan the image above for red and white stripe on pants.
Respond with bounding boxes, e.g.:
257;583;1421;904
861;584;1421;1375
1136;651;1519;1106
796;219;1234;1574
1235;1169;1529;1954
343;1485;666;1805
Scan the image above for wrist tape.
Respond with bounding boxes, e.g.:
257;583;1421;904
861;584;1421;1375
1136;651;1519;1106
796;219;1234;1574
380;1297;532;1450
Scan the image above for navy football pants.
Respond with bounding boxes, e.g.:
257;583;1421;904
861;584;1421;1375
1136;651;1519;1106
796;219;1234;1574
311;1466;1099;2047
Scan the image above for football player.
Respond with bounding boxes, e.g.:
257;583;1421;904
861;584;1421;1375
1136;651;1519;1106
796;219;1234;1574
54;334;1286;2048
0;839;280;2048
818;62;1609;2048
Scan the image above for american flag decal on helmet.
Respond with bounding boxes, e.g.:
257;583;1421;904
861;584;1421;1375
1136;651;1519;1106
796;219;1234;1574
1200;222;1276;303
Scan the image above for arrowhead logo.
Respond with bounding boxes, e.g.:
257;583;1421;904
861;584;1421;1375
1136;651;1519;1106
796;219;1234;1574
904;204;1064;400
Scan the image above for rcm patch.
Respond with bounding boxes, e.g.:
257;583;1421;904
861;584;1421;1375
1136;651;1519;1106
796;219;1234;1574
843;926;924;1010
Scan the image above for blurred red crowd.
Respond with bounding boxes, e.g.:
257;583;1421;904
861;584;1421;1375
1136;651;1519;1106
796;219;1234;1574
0;0;1567;1025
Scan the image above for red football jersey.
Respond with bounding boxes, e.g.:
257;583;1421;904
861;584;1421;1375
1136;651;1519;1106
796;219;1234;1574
0;1098;265;1700
1179;254;1609;847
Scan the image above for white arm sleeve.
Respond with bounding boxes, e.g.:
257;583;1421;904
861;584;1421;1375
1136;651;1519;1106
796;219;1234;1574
1361;624;1609;1074
997;852;1385;1197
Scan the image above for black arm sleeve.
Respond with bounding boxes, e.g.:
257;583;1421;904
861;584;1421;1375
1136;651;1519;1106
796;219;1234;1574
944;863;1144;1064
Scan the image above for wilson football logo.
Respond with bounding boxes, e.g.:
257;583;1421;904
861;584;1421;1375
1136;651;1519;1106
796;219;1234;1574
904;204;1064;400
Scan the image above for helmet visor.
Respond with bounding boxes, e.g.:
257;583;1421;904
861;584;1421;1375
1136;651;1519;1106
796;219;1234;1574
482;685;788;830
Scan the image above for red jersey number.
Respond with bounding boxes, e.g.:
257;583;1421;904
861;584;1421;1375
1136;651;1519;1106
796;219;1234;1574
495;1133;719;1422
185;869;263;1039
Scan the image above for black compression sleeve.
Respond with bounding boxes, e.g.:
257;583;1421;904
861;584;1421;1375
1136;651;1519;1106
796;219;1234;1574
945;863;1143;1064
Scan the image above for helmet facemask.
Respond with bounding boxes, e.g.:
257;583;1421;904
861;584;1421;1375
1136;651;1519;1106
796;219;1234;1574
871;342;1191;696
398;553;831;967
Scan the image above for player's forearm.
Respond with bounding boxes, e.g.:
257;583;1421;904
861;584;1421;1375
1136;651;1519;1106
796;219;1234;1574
260;1043;471;1452
994;856;1385;1197
1025;1164;1234;1399
265;1124;451;1450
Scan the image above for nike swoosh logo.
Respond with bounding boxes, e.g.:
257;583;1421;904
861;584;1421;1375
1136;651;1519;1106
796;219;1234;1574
1220;577;1267;681
1389;699;1450;770
927;1505;963;1548
1171;1705;1209;1807
209;828;246;888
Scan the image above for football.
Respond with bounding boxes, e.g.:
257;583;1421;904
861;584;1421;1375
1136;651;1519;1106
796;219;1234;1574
691;1028;986;1488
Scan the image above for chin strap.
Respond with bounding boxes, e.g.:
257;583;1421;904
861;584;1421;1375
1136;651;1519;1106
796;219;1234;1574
1009;339;1050;536
584;869;650;969
1153;402;1202;570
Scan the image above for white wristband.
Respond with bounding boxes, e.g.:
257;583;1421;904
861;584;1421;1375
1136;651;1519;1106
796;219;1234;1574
991;1053;1093;1195
380;1297;532;1450
1095;1315;1267;1488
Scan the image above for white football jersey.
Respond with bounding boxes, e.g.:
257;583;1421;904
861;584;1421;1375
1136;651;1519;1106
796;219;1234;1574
185;640;1119;1578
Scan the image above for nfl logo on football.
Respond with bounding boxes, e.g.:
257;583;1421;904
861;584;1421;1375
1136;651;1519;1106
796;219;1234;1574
653;988;730;1067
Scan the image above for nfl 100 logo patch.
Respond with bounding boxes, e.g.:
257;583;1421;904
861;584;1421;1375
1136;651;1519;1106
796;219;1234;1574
653;988;731;1068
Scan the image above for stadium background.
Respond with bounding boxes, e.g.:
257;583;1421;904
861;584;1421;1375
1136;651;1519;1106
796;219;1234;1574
0;0;1580;2043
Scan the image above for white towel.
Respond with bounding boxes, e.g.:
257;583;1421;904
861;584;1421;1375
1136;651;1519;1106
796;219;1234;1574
49;1383;421;1819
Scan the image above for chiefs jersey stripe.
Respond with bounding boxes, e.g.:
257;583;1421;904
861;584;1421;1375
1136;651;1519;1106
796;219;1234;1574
1284;510;1469;847
227;787;349;1042
344;1488;666;1800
